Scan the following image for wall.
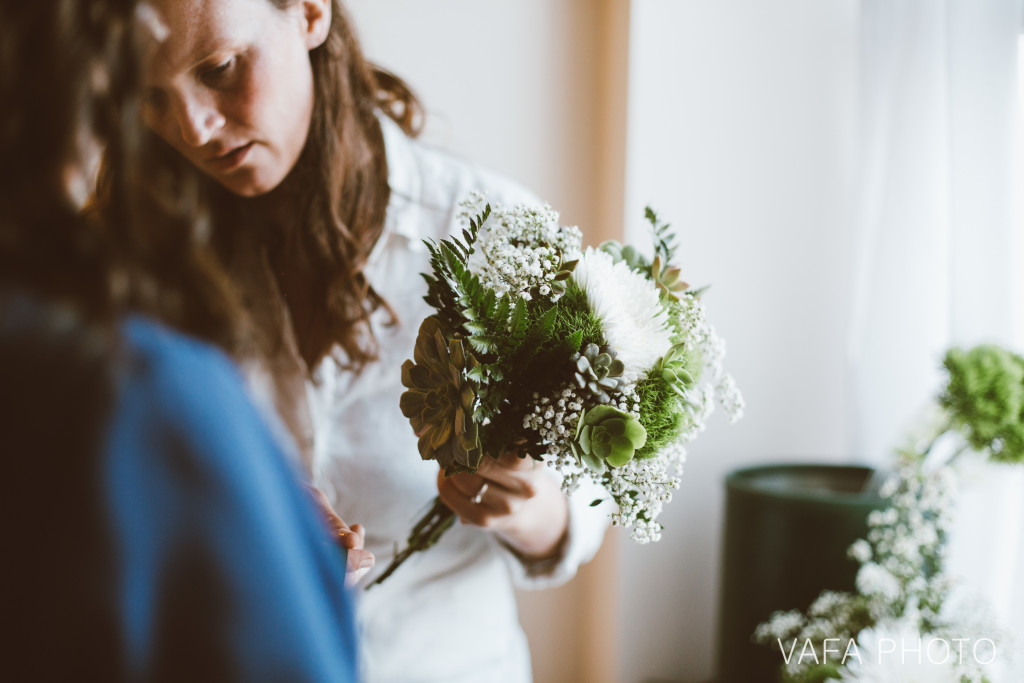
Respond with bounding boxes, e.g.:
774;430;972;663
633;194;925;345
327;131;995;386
619;1;860;680
347;0;625;245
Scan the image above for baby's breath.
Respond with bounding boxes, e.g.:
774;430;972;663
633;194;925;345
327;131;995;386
460;193;581;303
754;454;1004;683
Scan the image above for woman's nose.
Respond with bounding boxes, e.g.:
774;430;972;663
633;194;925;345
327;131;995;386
173;96;226;148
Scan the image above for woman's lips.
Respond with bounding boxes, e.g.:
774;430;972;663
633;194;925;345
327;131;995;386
207;141;254;173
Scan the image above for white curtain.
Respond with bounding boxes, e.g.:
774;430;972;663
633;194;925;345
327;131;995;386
849;0;1024;663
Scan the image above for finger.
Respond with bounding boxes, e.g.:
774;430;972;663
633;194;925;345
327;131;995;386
323;509;353;542
346;566;372;588
438;473;526;528
475;458;538;498
438;475;490;525
345;549;375;587
346;548;374;573
308;486;349;523
441;471;486;497
336;528;362;550
438;470;508;507
324;510;354;540
305;487;367;551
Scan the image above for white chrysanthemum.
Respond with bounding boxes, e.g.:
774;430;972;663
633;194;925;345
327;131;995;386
840;622;960;683
573;248;672;382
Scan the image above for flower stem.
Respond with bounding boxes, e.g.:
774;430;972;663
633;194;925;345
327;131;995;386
366;497;456;589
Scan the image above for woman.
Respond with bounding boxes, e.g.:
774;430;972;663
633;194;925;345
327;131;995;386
0;0;359;678
126;0;609;680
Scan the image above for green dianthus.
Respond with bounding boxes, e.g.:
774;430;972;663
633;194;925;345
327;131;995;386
940;345;1024;464
550;278;604;349
634;377;688;459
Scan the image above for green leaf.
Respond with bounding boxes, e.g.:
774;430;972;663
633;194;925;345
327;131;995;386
606;439;634;467
467;335;498;354
582;449;606;474
568;330;584;355
687;285;710;299
584;404;625;425
623;419;647;448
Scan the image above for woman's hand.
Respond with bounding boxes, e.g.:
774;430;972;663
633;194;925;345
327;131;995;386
307;486;375;586
437;450;569;562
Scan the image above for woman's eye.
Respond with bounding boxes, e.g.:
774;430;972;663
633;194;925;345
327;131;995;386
200;58;235;86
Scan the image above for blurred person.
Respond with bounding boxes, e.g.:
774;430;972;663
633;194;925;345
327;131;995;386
0;1;360;679
114;0;611;680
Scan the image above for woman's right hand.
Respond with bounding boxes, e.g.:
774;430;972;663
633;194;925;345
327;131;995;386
308;486;374;586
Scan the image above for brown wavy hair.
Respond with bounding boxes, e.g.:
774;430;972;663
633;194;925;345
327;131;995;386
1;0;246;349
258;0;422;372
104;0;423;373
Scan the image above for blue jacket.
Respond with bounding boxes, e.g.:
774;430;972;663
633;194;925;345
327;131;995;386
107;317;358;681
0;301;357;682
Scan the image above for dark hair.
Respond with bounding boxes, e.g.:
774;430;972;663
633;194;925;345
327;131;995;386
0;12;129;664
0;0;130;317
104;0;423;373
0;292;124;681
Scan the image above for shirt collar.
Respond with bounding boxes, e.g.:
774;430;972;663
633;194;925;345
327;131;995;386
377;113;423;248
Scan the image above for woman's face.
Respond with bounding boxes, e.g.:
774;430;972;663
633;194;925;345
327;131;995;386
141;0;330;197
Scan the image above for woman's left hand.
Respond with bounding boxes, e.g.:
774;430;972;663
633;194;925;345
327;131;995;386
436;450;569;562
307;486;375;586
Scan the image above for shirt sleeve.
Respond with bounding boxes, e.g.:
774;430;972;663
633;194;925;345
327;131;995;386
108;318;358;682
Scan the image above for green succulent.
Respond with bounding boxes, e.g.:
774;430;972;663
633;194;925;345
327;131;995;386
570;404;647;474
650;254;689;301
399;317;482;473
573;343;625;402
940;345;1024;464
549;255;579;297
652;343;693;397
599;240;647;271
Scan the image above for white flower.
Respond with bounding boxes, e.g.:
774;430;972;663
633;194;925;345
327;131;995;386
840;621;960;683
459;194;582;303
849;539;872;564
572;248;672;382
856;562;902;602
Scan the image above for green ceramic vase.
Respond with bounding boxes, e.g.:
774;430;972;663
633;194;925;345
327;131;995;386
715;464;886;683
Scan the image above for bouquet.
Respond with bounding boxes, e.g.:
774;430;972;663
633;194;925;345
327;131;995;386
754;344;1024;683
369;194;743;586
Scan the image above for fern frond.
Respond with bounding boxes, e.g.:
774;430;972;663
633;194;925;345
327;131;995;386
645;206;679;267
419;205;494;333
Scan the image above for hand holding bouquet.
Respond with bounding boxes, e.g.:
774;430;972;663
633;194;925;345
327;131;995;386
369;194;742;586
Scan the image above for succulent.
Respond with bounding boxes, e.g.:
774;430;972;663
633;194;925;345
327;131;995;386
650;254;689;301
652;343;693;397
399;317;482;473
599;240;647;271
570;404;647;474
572;343;625;402
549;255;579;297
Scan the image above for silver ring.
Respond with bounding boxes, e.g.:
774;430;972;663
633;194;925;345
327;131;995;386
471;482;489;504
